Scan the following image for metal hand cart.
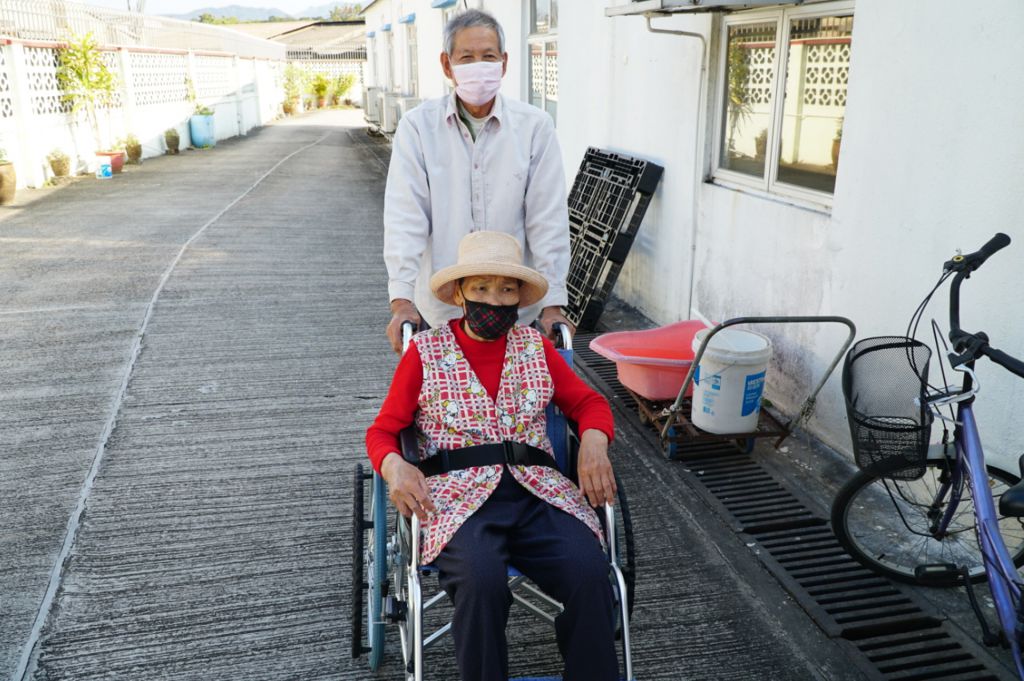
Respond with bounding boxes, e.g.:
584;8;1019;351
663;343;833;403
628;316;856;460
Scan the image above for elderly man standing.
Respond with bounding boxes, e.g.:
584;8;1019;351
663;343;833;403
383;9;573;352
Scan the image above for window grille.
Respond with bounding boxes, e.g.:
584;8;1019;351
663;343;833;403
714;2;853;203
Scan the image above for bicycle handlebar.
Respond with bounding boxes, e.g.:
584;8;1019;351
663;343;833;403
944;232;1011;275
945;232;1024;379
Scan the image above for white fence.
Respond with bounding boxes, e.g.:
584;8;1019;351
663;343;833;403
0;39;287;188
0;0;292;188
0;0;285;59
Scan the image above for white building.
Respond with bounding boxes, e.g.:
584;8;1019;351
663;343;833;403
366;0;1024;470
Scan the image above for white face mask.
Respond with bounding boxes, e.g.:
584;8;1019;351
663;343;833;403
451;61;503;107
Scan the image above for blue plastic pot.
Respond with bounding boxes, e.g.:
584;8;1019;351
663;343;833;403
189;114;216;148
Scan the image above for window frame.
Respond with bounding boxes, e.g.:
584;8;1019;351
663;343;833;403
710;0;855;209
526;0;558;123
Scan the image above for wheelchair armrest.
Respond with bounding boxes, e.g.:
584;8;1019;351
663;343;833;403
566;423;580;486
399;426;419;464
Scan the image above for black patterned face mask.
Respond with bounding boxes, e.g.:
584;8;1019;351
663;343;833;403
463;298;518;340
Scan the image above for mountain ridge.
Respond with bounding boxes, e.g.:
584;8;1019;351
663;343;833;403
163;2;365;21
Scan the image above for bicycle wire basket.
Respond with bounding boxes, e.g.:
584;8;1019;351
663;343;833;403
842;336;934;480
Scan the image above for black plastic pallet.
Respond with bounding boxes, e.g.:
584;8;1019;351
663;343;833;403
564;148;663;331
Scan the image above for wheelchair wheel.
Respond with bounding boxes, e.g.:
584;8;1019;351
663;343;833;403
350;464;388;669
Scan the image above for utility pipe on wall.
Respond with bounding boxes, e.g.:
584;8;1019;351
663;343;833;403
642;13;708;321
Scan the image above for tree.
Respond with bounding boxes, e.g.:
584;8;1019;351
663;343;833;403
56;33;119;149
328;4;363;20
196;12;239;25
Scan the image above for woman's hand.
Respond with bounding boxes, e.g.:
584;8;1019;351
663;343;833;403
381;453;437;521
576;429;616;507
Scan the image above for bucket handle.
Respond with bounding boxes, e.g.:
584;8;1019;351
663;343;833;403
660;315;857;447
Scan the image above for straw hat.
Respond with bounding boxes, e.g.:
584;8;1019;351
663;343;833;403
430;231;548;308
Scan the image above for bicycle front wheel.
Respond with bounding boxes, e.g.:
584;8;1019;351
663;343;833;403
832;459;1024;584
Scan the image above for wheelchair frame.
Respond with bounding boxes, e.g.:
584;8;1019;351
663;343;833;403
352;324;636;681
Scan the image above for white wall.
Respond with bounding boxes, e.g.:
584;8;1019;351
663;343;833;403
559;0;1024;470
559;6;709;323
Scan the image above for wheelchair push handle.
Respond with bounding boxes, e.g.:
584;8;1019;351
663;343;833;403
551;321;572;350
401;320;416;354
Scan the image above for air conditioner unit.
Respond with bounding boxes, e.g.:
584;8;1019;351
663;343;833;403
364;86;382;124
397;97;421;116
381;92;402;134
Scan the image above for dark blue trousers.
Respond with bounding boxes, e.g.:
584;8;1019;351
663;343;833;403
433;470;619;681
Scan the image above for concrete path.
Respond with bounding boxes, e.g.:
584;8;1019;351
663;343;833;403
3;108;865;680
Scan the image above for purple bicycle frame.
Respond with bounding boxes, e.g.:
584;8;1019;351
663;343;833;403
958;399;1024;677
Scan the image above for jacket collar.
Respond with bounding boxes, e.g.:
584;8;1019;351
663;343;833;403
445;91;504;127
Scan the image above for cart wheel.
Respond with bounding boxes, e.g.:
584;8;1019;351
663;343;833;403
665;426;680;460
350;464;388;669
742;437;755;454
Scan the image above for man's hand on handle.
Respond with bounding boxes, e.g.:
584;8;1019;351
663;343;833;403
387;298;421;353
538;306;575;343
577;429;616;507
381;453;436;521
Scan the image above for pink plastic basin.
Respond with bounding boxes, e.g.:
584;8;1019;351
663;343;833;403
589;320;709;400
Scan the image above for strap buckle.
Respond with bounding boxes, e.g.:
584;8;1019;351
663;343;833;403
503;441;517;466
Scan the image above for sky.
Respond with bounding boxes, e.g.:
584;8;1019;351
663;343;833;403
78;0;326;15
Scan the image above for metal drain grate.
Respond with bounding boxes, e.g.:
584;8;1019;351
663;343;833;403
573;333;1014;680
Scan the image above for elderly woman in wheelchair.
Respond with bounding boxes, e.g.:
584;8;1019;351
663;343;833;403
363;231;630;681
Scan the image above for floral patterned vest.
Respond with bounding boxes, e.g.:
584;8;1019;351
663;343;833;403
413;323;602;565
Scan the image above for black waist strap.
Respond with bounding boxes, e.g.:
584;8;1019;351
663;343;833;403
415;441;557;478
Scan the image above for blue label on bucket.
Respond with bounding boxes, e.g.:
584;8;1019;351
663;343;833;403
96;163;112;179
741;371;766;416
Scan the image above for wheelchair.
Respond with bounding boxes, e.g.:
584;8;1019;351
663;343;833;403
351;323;637;680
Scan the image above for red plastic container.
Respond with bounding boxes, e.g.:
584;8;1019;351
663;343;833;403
589;320;709;400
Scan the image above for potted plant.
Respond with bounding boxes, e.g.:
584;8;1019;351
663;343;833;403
754;128;768;161
282;64;305;115
190;103;216;148
832;118;844;170
332;73;356;106
122;133;142;164
48;149;71;177
164;128;180;154
312;73;330;108
0;148;15;205
55;33;122;175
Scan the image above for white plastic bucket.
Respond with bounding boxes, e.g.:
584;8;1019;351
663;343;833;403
690;328;772;434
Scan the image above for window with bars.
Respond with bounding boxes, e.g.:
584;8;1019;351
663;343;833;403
528;0;557;123
715;2;853;202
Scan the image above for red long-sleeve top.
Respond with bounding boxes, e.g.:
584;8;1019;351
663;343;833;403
365;320;615;474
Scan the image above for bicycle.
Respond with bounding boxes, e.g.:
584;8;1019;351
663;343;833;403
830;233;1024;677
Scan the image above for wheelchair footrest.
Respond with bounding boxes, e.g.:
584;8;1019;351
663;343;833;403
384;595;407;623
